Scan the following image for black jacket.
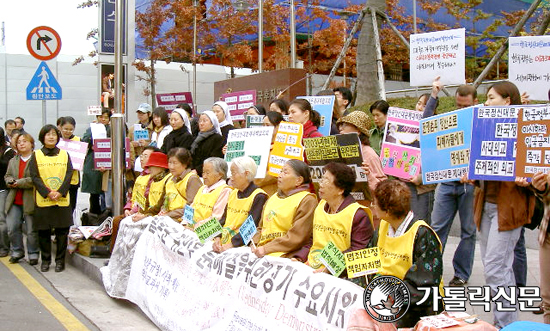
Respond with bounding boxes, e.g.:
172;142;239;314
161;126;193;154
191;133;224;176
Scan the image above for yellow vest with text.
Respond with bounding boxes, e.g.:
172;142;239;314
258;190;313;257
307;200;372;269
164;172;195;212
147;173;171;211
132;174;151;210
221;187;266;245
377;220;444;296
35;149;70;207
69;136;81;185
192;184;229;223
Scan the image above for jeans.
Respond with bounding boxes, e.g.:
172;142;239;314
0;190;9;254
6;204;39;259
479;202;522;329
430;182;476;281
406;182;434;224
513;227;527;287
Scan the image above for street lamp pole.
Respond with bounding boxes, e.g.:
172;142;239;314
258;0;263;73
290;0;296;68
193;0;198;112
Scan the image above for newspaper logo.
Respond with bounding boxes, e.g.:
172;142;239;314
363;275;410;323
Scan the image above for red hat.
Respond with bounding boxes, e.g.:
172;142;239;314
145;152;168;169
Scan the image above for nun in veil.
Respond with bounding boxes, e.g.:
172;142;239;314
191;110;224;176
161;107;194;154
212;101;235;144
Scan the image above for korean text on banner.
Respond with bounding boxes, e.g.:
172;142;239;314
239;215;257;246
509;36;550;101
380;108;422;179
298;95;335;136
221;90;256;121
224;126;274;178
516;105;550;177
93;138;131;170
410;28;466;86
318;241;346;277
468;106;518;181
344;247;381;279
268;122;304;176
246;115;265;128
194;218;222;244
419;107;474;184
155;92;193;112
57;139;88;171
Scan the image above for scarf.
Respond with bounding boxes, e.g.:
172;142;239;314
191;128;216;154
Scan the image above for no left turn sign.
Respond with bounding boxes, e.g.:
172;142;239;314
26;26;62;61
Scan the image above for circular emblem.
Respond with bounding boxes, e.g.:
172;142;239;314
46;177;62;190
363;275;410;323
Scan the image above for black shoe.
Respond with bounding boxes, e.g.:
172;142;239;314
449;276;467;286
41;262;50;272
9;256;23;264
55;262;65;272
0;251;8;258
29;259;39;266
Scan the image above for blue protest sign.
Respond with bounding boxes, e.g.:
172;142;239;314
238;215;257;246
419;107;474;184
134;129;149;141
298;96;335;136
183;205;194;225
26;62;62;100
468;106;518;181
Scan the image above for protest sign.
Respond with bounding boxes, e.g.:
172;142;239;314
516;105;550;176
93;138;130;169
194;218;222;244
468;106;518;181
238;215;257;246
224;127;274;178
509;36;550;101
221;90;256;121
103;216;369;331
57;138;88;171
419;107;474;184
268;122;304;176
304;133;370;201
155;92;193;112
246;115;265;128
381;108;422;179
344;247;381;279
410;28;466;86
134;129;149;141
90;123;107;140
87;105;102;116
183;205;195;225
318;241;345;277
298;95;335;136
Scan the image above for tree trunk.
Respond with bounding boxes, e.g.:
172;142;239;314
150;59;157;108
355;0;386;106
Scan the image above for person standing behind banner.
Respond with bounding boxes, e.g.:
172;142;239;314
29;125;73;273
58;116;81;213
254;111;284;196
161;108;193;154
212;101;235;145
150;107;172;149
212;156;268;253
191;157;231;225
269;99;289;115
368;100;389;156
252;160;317;258
288;99;323;139
191;111;224;177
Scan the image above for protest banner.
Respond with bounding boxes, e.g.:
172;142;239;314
318;241;345;277
304;133;370;201
155;92;193;112
298;95;335;136
224;126;274;178
509;36;550;101
57;138;88;171
268;122;304;176
238;215;257;246
246;115;265;128
516;104;550;177
344;247;381;279
380;108;422;179
195;218;223;244
468;106;518;181
93;138;130;169
87;105;102;116
419;107;474;184
221;90;256;121
102;216;372;331
410;28;466;86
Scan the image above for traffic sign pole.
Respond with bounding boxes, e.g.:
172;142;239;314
42;100;46;127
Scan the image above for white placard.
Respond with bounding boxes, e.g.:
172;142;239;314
90;123;107;140
87;105;102;116
509;36;550;101
224;126;274;178
410;28;466;86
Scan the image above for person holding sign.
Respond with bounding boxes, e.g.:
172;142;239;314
269;99;289;115
212;101;235;145
191;111;224;177
252;160;317;258
57;116;81;213
367;179;443;328
129;103;154;159
368;100;389;156
254;111;284;196
161;108;193;155
288;99;323;139
212;156;268;253
295;163;373;273
191;157;231;225
29;125;74;273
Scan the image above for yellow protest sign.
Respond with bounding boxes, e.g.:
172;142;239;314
267;122;304;177
344;247;381;278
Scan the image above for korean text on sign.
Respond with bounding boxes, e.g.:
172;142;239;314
516;105;550;177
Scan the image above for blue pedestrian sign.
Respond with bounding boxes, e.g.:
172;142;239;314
26;61;62;100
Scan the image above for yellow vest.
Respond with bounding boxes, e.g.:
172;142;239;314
258;190;313;257
377;219;444;296
307;200;372;269
221;187;266;245
69;136;81;185
34;149;70;207
147;173;171;210
164;172;195;212
192;184;229;223
132;174;151;210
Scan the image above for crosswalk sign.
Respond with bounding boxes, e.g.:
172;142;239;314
26;61;62;100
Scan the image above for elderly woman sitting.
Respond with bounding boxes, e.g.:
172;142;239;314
252;160;317;258
367;179;443;328
212;156;268;253
294;162;374;272
191;157;232;225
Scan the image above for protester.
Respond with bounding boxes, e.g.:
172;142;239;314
4;133;38;264
212;101;234;144
9;129;22;151
0;128;17;258
58;116;81;213
177;103;199;138
161;108;193;154
368;100;389;156
191;157;231;224
246;104;266;116
253;160;316;258
191;111;224;176
29;125;73;272
288;99;322;139
295;163;373;273
14;117;25;131
254;111;284;196
367;179;443;328
213;156;268;253
334;86;353;116
130;103;154;159
150;107;172;149
269;99;289;115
